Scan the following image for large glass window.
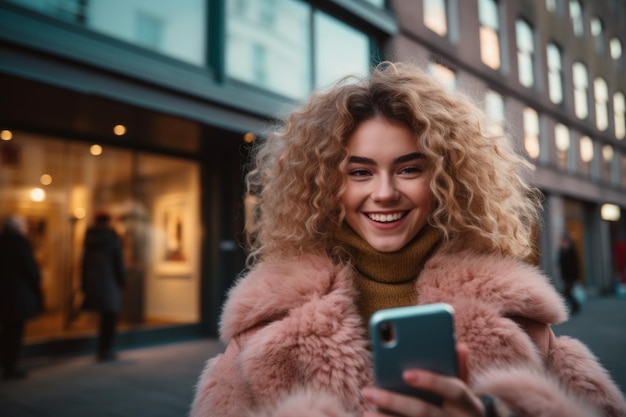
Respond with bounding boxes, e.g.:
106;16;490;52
424;0;448;37
610;37;623;61
516;20;535;88
314;11;371;90
614;92;626;140
478;0;501;70
573;62;589;119
0;131;200;342
225;0;372;99
547;43;563;104
226;0;310;100
7;0;207;66
593;77;609;131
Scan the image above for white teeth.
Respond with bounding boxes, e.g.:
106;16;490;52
368;212;404;223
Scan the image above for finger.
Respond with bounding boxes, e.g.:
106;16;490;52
362;386;436;417
403;370;484;416
456;342;469;383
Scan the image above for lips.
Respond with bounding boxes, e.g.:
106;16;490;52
366;211;407;223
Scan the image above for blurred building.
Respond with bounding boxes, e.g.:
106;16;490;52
0;0;624;356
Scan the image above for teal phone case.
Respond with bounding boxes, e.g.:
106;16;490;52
369;303;458;406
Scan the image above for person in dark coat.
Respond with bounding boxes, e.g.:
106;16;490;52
81;211;126;361
558;233;582;314
0;215;43;380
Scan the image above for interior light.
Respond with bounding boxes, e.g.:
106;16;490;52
74;208;86;219
40;174;52;185
90;144;103;156
1;130;12;141
31;188;46;202
601;204;620;221
113;124;127;136
243;132;255;143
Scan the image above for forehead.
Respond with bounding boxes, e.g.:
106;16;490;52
346;117;419;156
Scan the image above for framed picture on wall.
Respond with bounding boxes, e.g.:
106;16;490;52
153;194;192;276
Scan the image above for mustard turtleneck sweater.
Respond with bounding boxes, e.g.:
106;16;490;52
334;223;442;327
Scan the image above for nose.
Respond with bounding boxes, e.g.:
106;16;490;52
372;174;400;202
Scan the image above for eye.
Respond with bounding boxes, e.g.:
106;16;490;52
348;168;372;177
399;165;424;175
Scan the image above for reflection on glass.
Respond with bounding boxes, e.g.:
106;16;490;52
547;43;563;104
523;107;540;159
614;92;626;140
7;0;207;66
479;0;500;70
424;0;448;37
226;0;310;100
594;78;608;131
516;20;534;88
610;37;623;60
569;0;583;37
573;62;589;119
314;11;370;90
484;90;504;136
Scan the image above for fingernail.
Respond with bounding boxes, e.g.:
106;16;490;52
403;370;420;383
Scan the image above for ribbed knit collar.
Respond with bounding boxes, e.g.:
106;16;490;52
334;222;443;283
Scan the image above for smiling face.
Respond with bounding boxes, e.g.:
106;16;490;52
341;117;434;252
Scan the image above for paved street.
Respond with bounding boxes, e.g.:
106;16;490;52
0;295;624;417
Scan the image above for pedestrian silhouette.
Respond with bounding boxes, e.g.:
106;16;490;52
80;211;126;361
0;214;43;380
558;233;582;315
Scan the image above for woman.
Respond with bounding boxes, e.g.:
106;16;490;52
191;62;626;417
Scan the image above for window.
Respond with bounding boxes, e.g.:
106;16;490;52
516;20;535;88
555;123;570;170
569;0;584;37
314;11;371;90
602;144;614;182
226;0;310;100
478;0;501;70
610;37;623;60
546;43;563;104
594;78;608;131
546;0;557;12
424;0;448;37
590;17;604;54
484;90;505;136
7;0;208;66
524;107;540;159
225;0;372;99
614;92;626;139
429;63;456;90
573;62;589;119
579;135;594;177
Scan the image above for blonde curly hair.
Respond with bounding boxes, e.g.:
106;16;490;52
245;62;542;265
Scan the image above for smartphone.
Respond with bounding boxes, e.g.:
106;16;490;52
369;303;458;407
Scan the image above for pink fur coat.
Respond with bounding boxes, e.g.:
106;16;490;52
191;248;626;417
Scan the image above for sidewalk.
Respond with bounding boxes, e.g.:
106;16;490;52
1;296;624;417
0;338;224;417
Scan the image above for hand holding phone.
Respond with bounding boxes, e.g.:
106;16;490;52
369;303;458;407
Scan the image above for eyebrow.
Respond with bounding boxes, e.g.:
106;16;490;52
347;152;425;165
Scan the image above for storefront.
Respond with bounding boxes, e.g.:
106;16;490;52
0;72;250;354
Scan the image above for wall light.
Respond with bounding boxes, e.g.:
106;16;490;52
601;203;620;221
113;124;127;136
90;144;103;156
31;188;46;202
